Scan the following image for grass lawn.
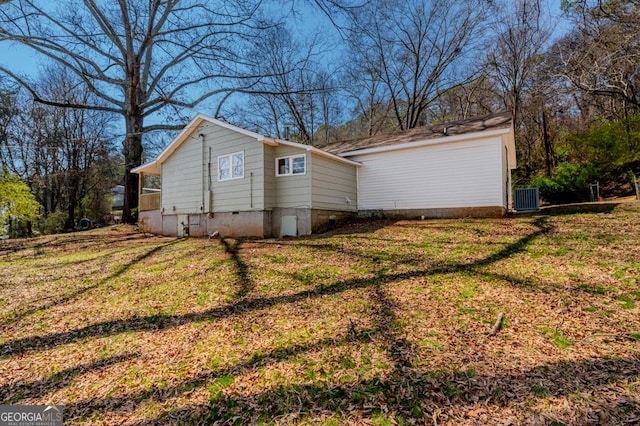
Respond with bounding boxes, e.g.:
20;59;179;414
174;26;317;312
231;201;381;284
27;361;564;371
1;202;639;425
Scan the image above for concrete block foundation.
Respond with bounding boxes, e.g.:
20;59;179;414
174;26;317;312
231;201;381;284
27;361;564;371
139;208;353;238
358;206;506;219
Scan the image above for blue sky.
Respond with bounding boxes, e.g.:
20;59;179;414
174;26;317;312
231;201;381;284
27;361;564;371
0;0;571;79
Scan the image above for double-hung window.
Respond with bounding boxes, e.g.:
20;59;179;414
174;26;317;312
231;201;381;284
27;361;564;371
218;151;244;181
276;154;306;176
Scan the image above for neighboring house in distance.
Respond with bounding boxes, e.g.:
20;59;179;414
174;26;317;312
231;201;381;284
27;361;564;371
132;114;359;237
111;185;125;210
324;111;516;218
133;111;516;238
111;185;160;212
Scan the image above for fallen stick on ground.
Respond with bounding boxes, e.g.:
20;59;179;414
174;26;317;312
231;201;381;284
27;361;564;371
488;312;505;336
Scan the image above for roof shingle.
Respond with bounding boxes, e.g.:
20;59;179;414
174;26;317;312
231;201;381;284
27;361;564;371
322;111;513;155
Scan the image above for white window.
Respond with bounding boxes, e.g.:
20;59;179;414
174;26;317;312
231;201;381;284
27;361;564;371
218;151;244;181
276;154;306;176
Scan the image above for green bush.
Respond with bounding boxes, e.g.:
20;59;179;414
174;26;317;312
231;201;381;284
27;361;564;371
530;163;596;204
42;211;68;235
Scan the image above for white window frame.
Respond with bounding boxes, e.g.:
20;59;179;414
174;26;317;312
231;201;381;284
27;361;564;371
275;154;306;177
218;151;244;181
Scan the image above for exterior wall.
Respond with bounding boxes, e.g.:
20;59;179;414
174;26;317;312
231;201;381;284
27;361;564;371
161;129;204;214
161;121;266;215
358;206;505;219
272;207;312;237
502;143;514;209
143;211;270;237
138;210;162;234
201;211;270;237
142;208;354;238
263;145;276;209
272;208;357;237
273;146;312;208
209;126;265;212
350;137;504;211
310;153;358;212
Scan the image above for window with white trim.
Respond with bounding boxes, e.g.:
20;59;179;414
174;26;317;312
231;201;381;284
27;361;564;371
218;151;244;181
276;154;306;176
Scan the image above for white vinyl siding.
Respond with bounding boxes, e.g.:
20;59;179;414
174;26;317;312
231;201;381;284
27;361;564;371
273;147;311;208
350;137;504;210
162;132;203;214
263;145;276;209
311;153;358;211
162;122;266;213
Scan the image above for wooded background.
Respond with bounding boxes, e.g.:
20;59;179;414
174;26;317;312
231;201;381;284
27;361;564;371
0;0;638;231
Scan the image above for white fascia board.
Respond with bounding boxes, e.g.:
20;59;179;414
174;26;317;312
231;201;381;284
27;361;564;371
199;114;265;140
132;160;160;175
338;128;512;157
153;113;265;165
311;147;362;166
274;138;361;167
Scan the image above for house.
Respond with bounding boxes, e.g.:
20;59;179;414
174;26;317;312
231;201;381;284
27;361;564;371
132;112;516;237
132;114;359;237
324;111;516;218
111;185;125;210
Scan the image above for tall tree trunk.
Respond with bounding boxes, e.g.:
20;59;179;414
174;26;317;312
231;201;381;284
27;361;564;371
542;111;553;177
66;191;77;230
122;112;143;224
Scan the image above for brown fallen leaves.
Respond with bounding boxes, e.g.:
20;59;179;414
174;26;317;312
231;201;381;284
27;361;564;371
0;204;639;424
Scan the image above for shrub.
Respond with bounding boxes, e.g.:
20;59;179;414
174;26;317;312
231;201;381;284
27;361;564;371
42;211;68;235
530;163;596;204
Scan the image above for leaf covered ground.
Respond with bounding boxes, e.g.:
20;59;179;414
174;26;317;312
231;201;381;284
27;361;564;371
1;202;639;425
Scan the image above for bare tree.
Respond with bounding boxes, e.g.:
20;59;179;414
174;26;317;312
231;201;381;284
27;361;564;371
342;52;395;137
429;75;502;122
233;25;341;145
0;67;116;228
346;0;487;131
485;0;554;178
486;0;553;125
0;0;272;223
556;0;640;116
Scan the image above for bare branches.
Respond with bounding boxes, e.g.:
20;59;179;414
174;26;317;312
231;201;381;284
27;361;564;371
555;1;640;111
346;0;487;130
0;0;279;223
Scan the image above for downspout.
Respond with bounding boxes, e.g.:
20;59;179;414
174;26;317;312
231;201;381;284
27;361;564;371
505;145;511;210
250;172;254;209
200;133;205;212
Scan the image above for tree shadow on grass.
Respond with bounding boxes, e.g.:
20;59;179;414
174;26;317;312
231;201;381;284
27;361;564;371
218;237;252;298
8;216;636;424
141;355;640;425
0;218;552;358
125;268;638;425
0;231;153;258
0;352;140;404
1;239;182;326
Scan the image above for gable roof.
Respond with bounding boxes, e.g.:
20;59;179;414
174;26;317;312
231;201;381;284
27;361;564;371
132;114;359;175
322;112;515;161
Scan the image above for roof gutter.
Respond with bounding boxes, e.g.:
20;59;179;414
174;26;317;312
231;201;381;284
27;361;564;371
267;137;361;167
337;127;512;157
